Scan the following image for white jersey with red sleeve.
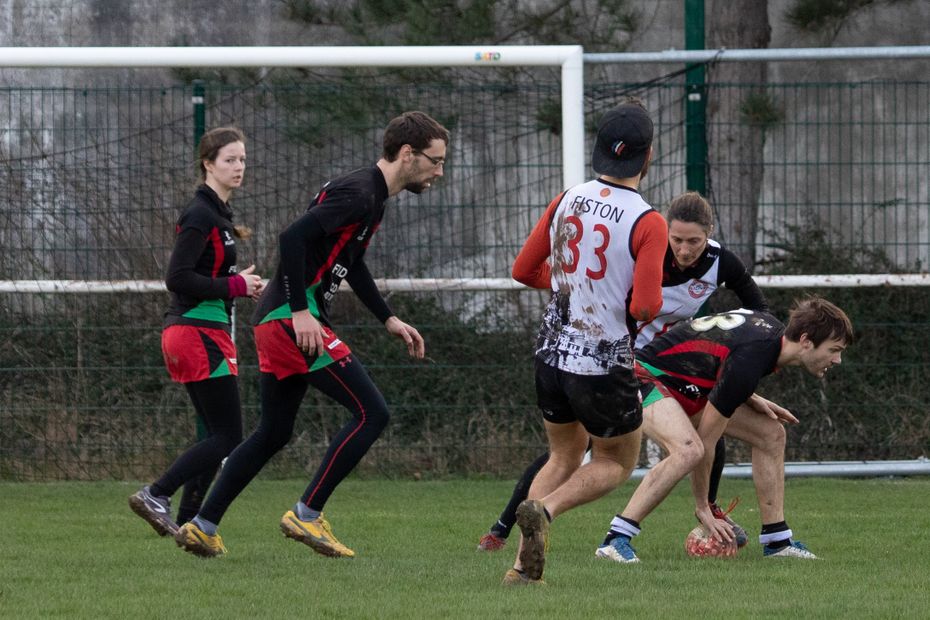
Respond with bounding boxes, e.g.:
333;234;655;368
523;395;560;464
634;239;723;349
535;179;656;375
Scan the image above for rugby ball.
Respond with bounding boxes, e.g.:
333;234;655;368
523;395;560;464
684;524;738;558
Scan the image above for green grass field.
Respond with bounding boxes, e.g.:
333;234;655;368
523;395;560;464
2;477;929;619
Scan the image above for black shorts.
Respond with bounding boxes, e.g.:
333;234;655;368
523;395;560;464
534;358;642;438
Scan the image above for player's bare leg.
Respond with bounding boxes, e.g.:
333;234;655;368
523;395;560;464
509;420;587;581
724;404;787;524
510;421;641;582
539;429;641;518
725;404;813;558
620;398;703;522
596;398;702;564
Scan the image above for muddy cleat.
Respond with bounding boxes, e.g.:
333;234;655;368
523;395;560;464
502;567;544;586
174;522;226;558
129;486;179;537
515;500;549;580
595;536;641;563
477;532;507;551
711;499;749;548
764;540;817;559
280;510;355;558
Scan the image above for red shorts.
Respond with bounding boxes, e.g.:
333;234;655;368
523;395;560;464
253;318;352;380
162;325;238;384
634;361;707;417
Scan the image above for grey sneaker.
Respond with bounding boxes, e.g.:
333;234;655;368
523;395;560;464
129;485;179;537
515;500;549;581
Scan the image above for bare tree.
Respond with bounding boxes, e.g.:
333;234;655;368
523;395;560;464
705;0;771;266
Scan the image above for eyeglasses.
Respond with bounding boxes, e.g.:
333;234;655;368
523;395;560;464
412;150;446;167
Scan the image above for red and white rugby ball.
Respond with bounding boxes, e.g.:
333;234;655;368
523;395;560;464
685;524;738;558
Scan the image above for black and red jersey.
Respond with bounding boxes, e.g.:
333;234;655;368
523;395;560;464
253;166;393;327
164;185;240;330
635;309;784;417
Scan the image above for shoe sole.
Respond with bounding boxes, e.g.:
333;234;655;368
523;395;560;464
502;569;545;586
128;494;178;537
280;518;354;558
174;527;224;558
765;550;818;559
515;500;548;581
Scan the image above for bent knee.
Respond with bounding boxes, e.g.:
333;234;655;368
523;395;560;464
674;438;704;468
217;432;243;455
365;405;390;431
763;422;786;448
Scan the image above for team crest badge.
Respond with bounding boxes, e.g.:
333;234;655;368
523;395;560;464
688;280;710;299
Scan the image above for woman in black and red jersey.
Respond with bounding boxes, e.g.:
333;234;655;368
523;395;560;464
129;127;264;538
174;111;450;559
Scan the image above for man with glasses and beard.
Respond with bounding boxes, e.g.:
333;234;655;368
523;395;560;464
176;111;449;560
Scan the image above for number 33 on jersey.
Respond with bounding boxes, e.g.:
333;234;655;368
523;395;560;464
538;179;659;374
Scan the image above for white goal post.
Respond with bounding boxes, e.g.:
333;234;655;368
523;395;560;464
0;44;585;187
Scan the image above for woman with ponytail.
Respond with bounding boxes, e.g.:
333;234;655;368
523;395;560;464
129;127;263;537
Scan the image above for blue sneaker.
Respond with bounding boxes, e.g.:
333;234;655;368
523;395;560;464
763;540;817;559
595;536;640;563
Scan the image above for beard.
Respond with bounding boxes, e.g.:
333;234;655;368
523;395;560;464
404;181;430;194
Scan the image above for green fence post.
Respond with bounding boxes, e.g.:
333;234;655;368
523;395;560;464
191;79;208;442
685;0;707;194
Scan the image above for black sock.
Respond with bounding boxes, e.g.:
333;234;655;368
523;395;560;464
543;507;553;523
490;520;511;538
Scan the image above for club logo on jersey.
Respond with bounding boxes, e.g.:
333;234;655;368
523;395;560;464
600;187;611;197
223;230;234;246
356;226;369;241
688;280;710;299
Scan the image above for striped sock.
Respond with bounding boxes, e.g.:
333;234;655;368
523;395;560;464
603;515;640;545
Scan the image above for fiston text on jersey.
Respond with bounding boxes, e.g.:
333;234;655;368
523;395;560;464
570;194;625;223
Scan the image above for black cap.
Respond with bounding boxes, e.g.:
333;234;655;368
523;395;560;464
592;103;653;179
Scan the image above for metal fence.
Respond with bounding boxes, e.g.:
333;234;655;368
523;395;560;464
1;68;928;480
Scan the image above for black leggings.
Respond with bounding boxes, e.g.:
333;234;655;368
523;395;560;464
198;355;389;525
150;375;243;507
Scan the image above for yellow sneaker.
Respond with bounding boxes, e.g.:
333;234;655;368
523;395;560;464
502;568;545;586
280;510;355;558
174;522;226;558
